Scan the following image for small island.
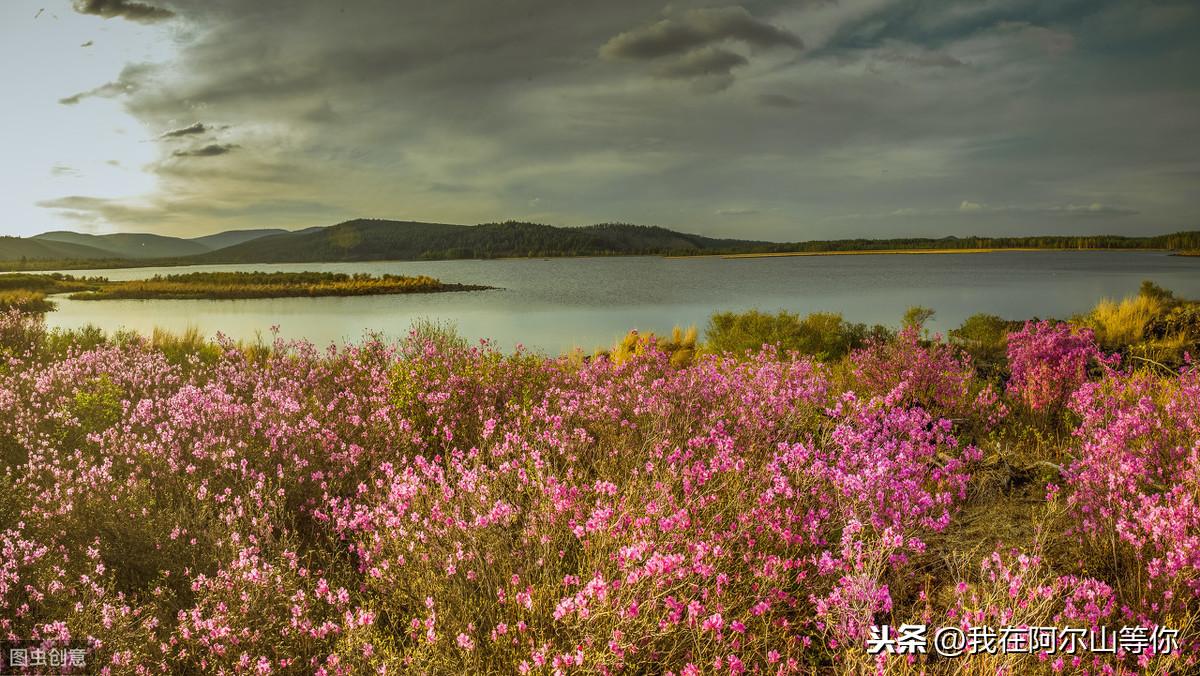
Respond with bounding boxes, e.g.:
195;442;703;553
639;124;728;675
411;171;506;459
1;271;491;309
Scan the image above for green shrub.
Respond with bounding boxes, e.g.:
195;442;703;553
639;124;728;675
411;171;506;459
902;305;936;331
705;309;891;360
950;314;1022;378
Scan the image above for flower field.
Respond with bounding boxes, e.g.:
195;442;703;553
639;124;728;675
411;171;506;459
0;308;1197;674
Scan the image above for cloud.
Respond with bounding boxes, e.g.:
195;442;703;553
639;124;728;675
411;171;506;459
654;47;748;79
37;194;347;231
758;93;801;108
1063;202;1137;215
996;21;1076;57
36;195;150;223
715;207;761;216
601;6;802;61
980;201;1138;217
916;201;1140;217
59;63;153;105
651;46;750;91
599;6;801;90
72;0;174;23
172;144;238;158
839;199;1141;222
875;42;965;68
33;0;1200;239
160;122;209;138
60;83;124;105
50;165;80;177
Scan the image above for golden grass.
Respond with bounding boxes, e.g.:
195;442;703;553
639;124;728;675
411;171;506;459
1088;294;1164;348
0;290;55;314
601;325;698;367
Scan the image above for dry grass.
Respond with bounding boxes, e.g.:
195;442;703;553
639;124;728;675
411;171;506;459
602;325;698;367
1088;294;1164;348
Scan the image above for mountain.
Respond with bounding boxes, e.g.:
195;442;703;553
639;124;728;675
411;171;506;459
194;219;773;263
34;231;210;259
190;228;290;250
8;220;1200;269
0;235;121;261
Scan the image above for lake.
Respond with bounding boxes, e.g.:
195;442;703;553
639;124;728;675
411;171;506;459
38;251;1200;354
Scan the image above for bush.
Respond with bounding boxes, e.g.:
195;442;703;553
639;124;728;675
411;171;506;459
0;308;45;358
1063;365;1200;646
949;313;1022;378
851;326;1006;428
705;309;891;360
0;290;54;314
1005;320;1115;414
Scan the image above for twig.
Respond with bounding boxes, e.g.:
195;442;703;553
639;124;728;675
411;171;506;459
1128;355;1178;376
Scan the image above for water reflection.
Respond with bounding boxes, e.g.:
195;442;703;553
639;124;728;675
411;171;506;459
38;252;1200;353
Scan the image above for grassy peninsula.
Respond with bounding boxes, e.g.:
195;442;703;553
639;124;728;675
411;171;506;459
0;271;491;308
66;271;490;300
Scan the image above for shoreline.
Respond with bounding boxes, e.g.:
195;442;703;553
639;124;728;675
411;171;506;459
667;247;1174;260
5;247;1194;273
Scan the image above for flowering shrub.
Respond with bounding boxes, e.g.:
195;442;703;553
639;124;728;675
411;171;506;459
851;326;1006;427
0;309;45;360
1006;320;1116;412
1065;364;1200;626
0;318;1195;673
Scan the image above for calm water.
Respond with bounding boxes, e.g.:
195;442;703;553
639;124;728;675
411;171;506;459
35;251;1200;353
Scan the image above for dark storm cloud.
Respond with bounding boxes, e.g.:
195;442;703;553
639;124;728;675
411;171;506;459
808;0;1100;54
600;6;801;61
160;122;208;138
44;0;1200;239
654;47;748;79
172;143;237;157
73;0;174;23
757;93;800;108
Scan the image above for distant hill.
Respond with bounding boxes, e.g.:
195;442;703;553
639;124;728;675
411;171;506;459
190;228;290;250
193;219;774;263
4;220;1200;271
0;235;120;261
34;231;210;259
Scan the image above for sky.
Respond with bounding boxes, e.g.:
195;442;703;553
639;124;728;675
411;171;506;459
1;0;1198;241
